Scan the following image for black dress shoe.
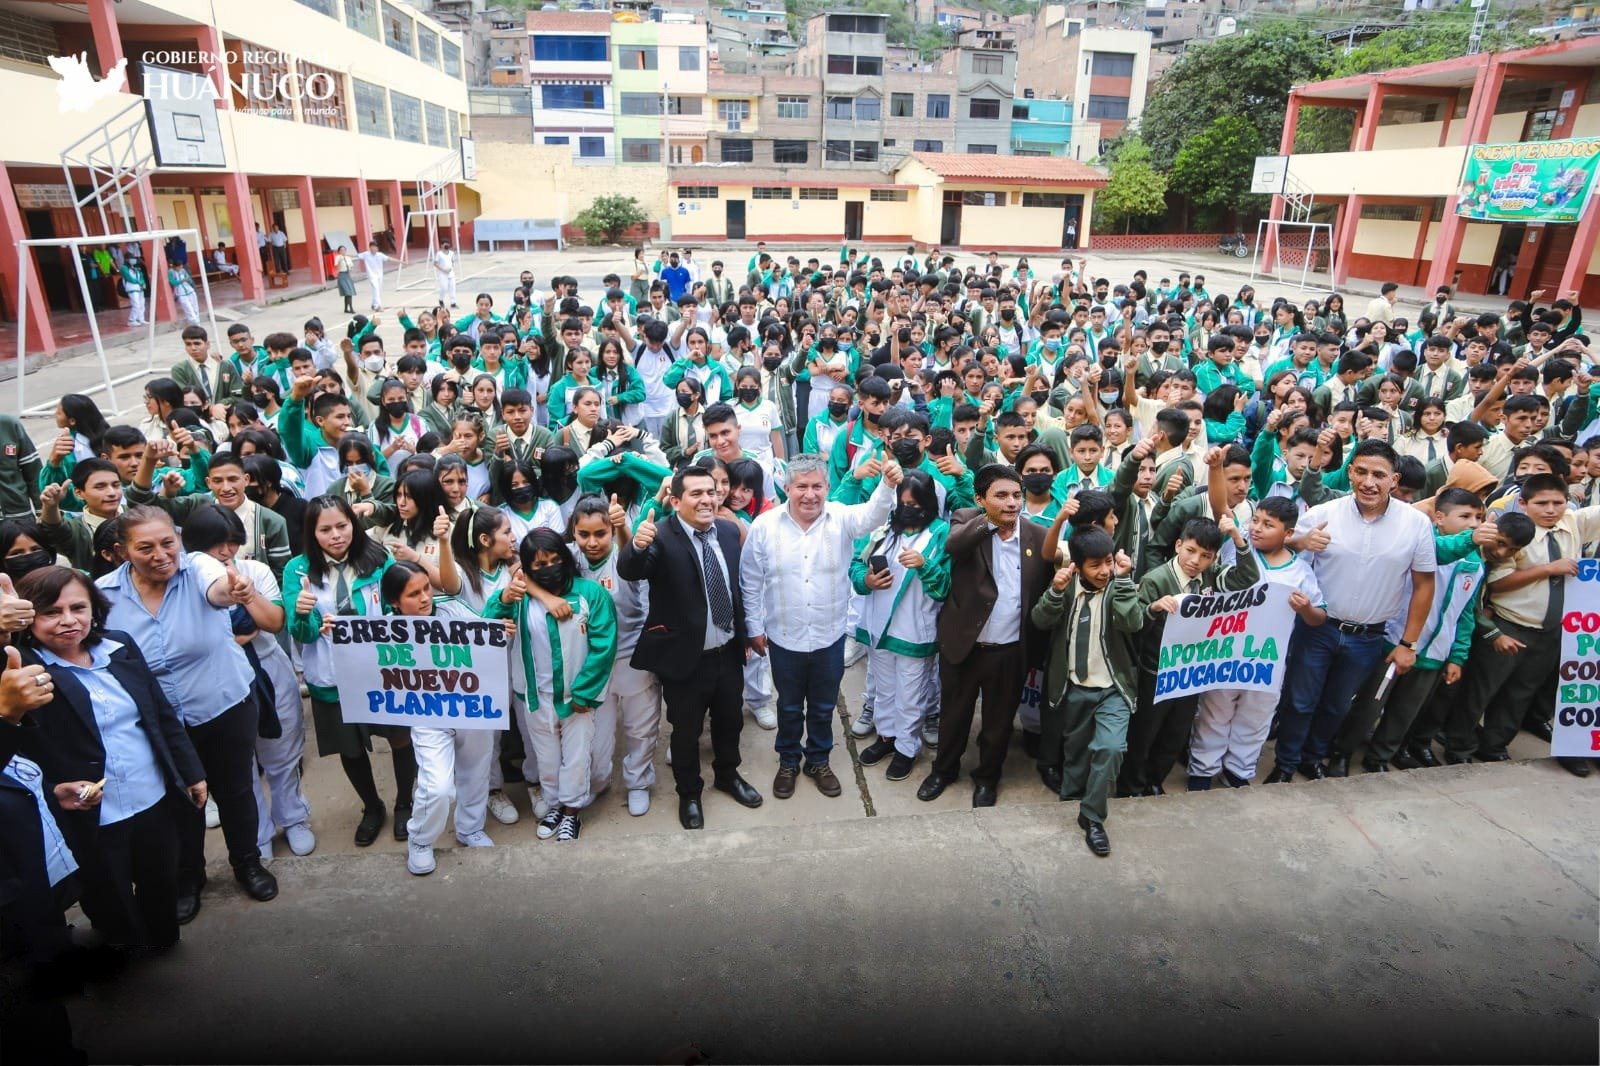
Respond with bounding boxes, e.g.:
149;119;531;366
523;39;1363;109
859;737;897;766
713;775;763;809
233;860;279;902
1221;769;1251;788
1390;747;1422;770
175;890;201;926
1361;756;1389;773
1525;720;1554;743
1264;766;1295;784
1146;782;1166;796
354;805;385;847
1083;823;1111;857
1474;750;1511;763
393;804;413;841
679;796;704;830
1558;757;1592;778
1039;766;1063;795
1020;729;1041;759
917;771;955;802
1301;762;1328;781
1325;755;1350;778
972;782;998;807
1443;750;1471;766
1410;742;1441;768
1187;774;1212;792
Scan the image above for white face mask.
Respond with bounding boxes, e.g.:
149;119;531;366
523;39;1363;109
363;355;385;374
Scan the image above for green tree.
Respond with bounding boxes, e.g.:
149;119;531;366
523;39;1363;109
572;195;648;245
1094;139;1168;234
1170;114;1269;229
1139;26;1335;171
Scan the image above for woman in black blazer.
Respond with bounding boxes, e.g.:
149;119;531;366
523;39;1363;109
14;566;206;950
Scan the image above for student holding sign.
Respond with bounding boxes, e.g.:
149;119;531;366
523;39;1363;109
383;563;500;877
486;527;617;843
283;496;414;848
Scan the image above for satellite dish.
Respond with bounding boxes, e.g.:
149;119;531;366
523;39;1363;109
1216;16;1237;34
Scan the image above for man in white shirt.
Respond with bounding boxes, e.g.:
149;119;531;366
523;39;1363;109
1272;440;1437;782
1364;282;1399;326
433;241;457;309
355;241;394;311
742;455;900;800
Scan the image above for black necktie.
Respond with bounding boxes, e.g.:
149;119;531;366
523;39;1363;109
1545;532;1564;630
1426;437;1437;463
334;565;352;615
696;529;735;633
1186;577;1201;595
1073;589;1094;682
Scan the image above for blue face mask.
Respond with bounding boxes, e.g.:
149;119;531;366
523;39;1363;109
1043;338;1063;352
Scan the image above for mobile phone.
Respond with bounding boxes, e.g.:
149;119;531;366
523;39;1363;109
869;553;889;574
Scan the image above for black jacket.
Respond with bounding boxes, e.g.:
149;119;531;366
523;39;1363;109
17;633;204;841
617;515;746;682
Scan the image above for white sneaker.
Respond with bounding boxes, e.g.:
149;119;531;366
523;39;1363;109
454;830;494;848
843;637;868;667
535;807;562;839
751;704;777;730
851;704;876;738
627;788;650;816
533;795;552;820
407;840;435;876
204;797;220;829
285;822;316;856
486;789;520;825
555;812;581;841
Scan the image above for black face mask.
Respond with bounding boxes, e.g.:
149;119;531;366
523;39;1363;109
383;400;410;420
762;354;782;371
1021;472;1053;496
452;353;472;372
507;485;536;508
1000;309;1014;320
864;409;882;427
250;392;271;408
1151;340;1170;355
890;438;923;469
676;392;696;410
828;400;850;419
2;550;53;582
894;504;929;530
1030;389;1049;407
527;564;565;593
737;387;761;404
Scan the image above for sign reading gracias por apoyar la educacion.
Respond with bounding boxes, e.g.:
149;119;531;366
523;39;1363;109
331;615;512;731
1153;582;1295;702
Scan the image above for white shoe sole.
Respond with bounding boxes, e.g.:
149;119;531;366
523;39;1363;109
752;708;777;730
851;719;875;738
486;795;520;825
627;790;650;816
285;829;316;856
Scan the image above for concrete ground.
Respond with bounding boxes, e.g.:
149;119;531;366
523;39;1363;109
61;743;1599;1063
5;241;1486;439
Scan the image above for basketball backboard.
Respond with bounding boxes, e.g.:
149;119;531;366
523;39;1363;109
1250;155;1288;196
142;65;226;168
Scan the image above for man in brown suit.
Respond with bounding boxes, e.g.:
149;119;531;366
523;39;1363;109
917;464;1050;807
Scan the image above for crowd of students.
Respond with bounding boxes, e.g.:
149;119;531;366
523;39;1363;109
0;241;1590;982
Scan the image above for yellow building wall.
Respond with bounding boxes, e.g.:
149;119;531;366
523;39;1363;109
957;203;1068;247
469;144;669;223
1572;104;1600;137
1486;112;1526;142
1372;121;1448;151
1459;221;1501;266
1351;218;1421;258
1287;146;1467;197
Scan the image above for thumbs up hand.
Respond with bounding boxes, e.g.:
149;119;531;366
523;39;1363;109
0;644;52;718
432;505;452;539
0;574;35;633
632;516;657;551
225;564;254;605
607;493;629;531
1303;520;1331;553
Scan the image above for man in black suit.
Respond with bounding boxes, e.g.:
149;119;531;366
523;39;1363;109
617;466;763;829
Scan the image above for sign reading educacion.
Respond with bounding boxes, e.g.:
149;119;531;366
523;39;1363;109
1554;559;1600;758
331;615;512;731
1455;136;1600;224
1153;582;1295;702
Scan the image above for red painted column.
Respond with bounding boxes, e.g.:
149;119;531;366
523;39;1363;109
388;179;405;253
1426;56;1501;293
196;23;228;99
0;165;57;355
222;171;262;301
1355;83;1385;151
297;175;326;282
131;175;176;324
86;0;125;78
1558;192;1600;302
1332;194;1362;286
351;178;373;249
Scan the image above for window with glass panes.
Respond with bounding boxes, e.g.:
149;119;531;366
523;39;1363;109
391;92;423;142
298;60;347;129
381;3;413;55
425;102;447;145
353;79;390;137
417;25;439;66
345;0;378;39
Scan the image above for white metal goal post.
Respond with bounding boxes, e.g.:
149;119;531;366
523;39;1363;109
13;228;220;418
1250;219;1336;294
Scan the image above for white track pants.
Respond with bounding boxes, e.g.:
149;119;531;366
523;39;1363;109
406;726;494;846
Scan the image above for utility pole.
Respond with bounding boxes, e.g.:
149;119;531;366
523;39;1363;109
1468;0;1490;55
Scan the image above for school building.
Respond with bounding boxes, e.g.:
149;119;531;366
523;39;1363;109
1269;36;1600;304
0;0;471;356
663;151;1104;250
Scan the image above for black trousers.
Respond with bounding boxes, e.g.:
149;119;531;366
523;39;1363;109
934;642;1025;786
72;794;183;949
1120;665;1198;793
661;642;745;798
179;699;259;888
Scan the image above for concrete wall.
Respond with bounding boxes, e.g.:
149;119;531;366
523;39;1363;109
1286;146;1468;198
665;185;916;242
467;143;668;223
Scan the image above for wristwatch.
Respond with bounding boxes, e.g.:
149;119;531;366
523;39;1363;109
1397;639;1417;649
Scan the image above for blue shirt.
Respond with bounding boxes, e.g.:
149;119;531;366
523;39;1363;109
36;638;168;825
96;553;252;726
661;265;691;301
2;755;78;884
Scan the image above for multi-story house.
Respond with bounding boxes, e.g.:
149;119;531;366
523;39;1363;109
793;12;889;168
527;11;614;162
611;14;709;164
1016;17;1150;157
938;27;1018;155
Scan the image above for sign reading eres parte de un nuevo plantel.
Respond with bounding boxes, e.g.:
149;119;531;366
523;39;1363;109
1455;136;1600;224
331;615;512;731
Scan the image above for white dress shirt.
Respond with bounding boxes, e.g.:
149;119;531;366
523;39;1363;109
1294;495;1435;625
676;514;736;650
976;523;1023;645
740;481;894;652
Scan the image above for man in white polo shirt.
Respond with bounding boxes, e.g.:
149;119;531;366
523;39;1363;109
1270;440;1437;782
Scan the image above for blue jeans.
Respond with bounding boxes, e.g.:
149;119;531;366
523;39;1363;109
1273;619;1388;771
769;636;845;770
